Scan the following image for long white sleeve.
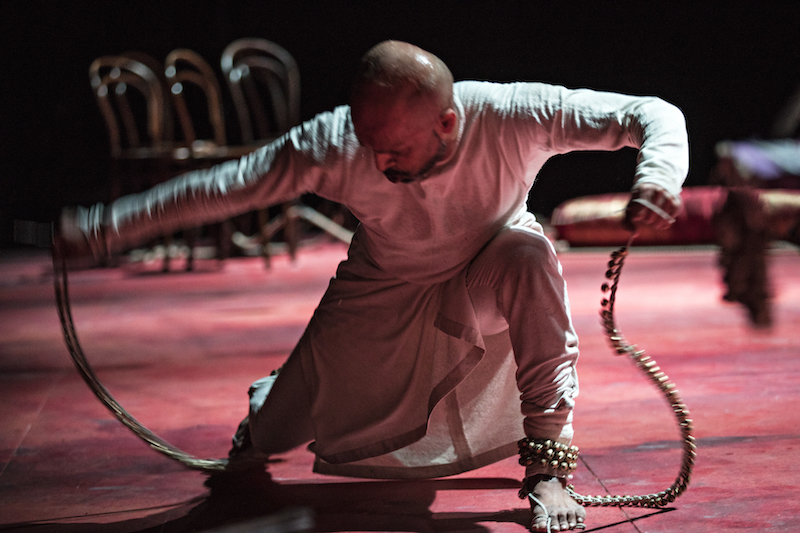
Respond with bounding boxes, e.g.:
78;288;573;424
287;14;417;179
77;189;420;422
76;106;359;256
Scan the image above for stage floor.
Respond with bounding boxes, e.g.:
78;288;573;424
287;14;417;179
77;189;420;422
1;242;798;532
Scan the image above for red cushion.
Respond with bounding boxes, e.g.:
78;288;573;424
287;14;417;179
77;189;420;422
550;186;728;246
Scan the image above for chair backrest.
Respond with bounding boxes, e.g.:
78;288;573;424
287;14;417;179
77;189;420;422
220;38;301;144
124;51;175;141
89;55;168;157
165;48;227;147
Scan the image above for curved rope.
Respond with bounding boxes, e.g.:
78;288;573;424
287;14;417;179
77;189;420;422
52;249;228;472
53;234;696;495
566;235;696;508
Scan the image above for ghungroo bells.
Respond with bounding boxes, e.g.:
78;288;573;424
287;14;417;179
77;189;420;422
517;438;579;473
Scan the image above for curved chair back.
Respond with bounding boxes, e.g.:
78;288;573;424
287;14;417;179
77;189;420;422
89;55;167;157
165;48;227;147
220;38;300;144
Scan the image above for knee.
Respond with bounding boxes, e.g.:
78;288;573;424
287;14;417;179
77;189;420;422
489;228;559;278
467;227;564;306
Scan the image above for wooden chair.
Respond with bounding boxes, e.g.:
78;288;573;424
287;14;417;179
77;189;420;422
220;38;353;266
90;55;177;268
220;38;300;144
89;54;171;192
164;48;235;267
165;48;228;150
89;53;215;271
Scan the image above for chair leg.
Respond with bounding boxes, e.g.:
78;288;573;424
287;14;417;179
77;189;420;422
218;220;233;262
185;228;197;272
283;202;299;262
162;235;172;273
258;208;272;268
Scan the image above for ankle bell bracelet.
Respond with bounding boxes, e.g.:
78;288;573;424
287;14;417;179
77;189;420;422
518;438;579;474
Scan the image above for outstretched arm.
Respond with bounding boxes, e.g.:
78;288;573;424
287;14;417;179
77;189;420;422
56;107;356;263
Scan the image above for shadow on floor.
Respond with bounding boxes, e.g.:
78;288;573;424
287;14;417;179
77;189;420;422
1;472;540;533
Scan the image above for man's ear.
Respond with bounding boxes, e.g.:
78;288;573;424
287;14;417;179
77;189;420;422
439;109;457;135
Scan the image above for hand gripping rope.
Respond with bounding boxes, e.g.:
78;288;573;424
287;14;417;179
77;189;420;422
53;233;695;495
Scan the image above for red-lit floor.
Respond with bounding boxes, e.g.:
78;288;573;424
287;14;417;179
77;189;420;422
1;242;799;532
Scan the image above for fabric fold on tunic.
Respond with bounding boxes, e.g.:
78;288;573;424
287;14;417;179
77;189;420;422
310;263;528;478
303;228;494;465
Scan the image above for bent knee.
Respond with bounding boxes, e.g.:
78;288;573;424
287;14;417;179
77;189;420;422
468;228;561;291
496;227;556;261
471;228;559;282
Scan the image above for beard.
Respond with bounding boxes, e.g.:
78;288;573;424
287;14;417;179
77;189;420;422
383;136;448;184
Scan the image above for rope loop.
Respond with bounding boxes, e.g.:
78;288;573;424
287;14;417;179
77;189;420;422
566;236;696;507
53;249;228;472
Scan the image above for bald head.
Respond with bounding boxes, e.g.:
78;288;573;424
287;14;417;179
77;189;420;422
351;41;454;113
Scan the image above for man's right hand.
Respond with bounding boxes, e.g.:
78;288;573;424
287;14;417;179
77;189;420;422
624;183;682;232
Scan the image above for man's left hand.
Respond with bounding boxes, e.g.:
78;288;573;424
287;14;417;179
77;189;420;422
624;183;682;231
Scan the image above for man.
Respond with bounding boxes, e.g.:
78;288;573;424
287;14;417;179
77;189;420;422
59;41;688;531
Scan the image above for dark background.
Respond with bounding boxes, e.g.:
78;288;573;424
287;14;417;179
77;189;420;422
2;1;799;248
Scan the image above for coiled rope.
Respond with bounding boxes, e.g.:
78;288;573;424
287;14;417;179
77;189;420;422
52;248;228;472
566;234;696;507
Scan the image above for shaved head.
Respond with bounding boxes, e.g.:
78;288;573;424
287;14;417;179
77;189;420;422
351;40;454;111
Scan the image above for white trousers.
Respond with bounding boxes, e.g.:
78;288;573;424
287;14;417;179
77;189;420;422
248;225;579;477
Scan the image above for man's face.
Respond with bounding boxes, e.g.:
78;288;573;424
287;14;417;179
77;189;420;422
375;128;447;184
352;88;448;183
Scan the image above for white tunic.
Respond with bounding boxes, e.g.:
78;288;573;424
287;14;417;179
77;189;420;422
81;81;689;478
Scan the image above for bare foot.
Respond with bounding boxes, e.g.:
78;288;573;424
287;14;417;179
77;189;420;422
524;475;586;531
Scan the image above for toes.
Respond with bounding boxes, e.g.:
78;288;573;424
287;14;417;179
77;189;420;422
576;507;587;527
531;504;550;531
547;509;586;531
531;515;550;531
524;478;588;531
531;512;586;531
564;509;579;529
